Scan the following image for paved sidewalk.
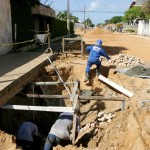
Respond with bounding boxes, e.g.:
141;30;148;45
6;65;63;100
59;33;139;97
0;51;56;106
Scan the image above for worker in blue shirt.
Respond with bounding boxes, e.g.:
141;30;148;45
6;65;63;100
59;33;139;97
84;40;110;82
16;120;39;150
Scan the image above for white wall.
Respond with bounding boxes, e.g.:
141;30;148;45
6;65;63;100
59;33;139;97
138;20;150;37
0;0;12;55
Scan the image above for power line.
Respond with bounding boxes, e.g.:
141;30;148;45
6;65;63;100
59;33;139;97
55;9;124;14
71;10;124;14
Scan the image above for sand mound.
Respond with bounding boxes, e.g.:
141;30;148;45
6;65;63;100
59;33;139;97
0;130;20;150
86;27;112;35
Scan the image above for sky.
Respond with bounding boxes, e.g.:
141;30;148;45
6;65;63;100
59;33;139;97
41;0;133;25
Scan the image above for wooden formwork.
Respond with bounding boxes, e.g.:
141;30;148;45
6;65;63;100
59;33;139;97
62;37;85;57
0;79;126;144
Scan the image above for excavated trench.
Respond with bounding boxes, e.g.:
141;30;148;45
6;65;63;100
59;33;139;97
0;55;150;150
0;55;116;149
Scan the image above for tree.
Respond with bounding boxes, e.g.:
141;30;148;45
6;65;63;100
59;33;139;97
123;6;145;23
109;16;123;24
142;0;150;19
85;18;94;27
56;11;68;21
56;11;80;23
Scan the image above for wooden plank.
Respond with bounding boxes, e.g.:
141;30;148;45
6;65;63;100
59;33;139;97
79;96;125;101
26;94;124;101
64;38;82;41
0;105;74;112
98;75;133;97
30;81;74;86
26;94;70;99
63;51;82;54
47;56;71;96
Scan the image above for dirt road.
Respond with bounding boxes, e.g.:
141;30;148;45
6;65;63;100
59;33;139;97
82;30;150;65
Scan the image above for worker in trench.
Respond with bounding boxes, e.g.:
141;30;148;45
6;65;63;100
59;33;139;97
44;111;81;150
84;40;110;82
16;119;42;150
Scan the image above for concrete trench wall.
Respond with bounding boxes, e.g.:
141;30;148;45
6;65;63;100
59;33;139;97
0;0;12;55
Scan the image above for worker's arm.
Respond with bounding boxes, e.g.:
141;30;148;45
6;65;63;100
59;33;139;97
100;48;110;60
86;46;93;53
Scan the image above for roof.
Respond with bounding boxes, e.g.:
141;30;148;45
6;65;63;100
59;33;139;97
136;0;147;6
129;0;147;9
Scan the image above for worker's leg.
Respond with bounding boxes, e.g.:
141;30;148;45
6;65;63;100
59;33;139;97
84;61;93;82
44;134;61;150
95;62;101;76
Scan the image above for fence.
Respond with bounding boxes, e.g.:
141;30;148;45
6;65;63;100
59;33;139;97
138;20;150;37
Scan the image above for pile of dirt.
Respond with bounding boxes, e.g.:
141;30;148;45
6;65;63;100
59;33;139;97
0;130;20;150
85;27;112;35
126;66;150;76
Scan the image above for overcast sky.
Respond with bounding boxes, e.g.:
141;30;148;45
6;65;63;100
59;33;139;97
41;0;133;25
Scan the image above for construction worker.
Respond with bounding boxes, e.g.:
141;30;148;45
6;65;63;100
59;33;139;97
84;40;110;82
16;120;39;150
44;112;80;150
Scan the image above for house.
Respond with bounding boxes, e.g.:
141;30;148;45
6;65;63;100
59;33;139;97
129;0;147;8
0;0;74;55
0;0;12;55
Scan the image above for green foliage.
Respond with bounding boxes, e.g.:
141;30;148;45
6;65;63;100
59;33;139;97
125;29;135;33
85;18;94;27
123;6;145;22
57;11;80;23
50;18;74;39
142;0;150;19
109;16;123;24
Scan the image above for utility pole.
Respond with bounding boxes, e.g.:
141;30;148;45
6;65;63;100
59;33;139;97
67;0;70;37
84;5;86;34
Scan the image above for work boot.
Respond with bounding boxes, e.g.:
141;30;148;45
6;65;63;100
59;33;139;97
96;68;100;76
84;73;89;82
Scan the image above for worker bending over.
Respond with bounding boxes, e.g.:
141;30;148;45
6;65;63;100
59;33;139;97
84;39;110;82
44;112;80;150
16;120;39;150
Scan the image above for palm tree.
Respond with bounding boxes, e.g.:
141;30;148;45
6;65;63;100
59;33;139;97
57;11;80;23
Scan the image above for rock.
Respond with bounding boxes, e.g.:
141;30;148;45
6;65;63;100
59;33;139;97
98;111;104;117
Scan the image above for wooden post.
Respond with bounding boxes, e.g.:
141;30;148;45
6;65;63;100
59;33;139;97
14;24;17;51
70;80;79;101
47;24;50;48
81;37;83;57
72;113;77;145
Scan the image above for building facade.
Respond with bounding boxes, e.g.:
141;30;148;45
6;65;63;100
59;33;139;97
0;0;12;55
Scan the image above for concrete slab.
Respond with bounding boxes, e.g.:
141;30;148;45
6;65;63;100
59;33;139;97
0;51;57;106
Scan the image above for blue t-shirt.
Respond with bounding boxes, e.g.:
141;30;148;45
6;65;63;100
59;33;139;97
16;122;38;142
86;45;110;63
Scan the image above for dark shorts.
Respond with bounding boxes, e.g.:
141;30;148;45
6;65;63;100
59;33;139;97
16;140;34;150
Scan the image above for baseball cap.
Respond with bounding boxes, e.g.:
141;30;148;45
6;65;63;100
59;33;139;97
96;40;102;45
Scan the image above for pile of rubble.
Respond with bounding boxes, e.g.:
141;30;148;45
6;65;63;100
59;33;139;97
105;53;144;66
76;112;115;143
